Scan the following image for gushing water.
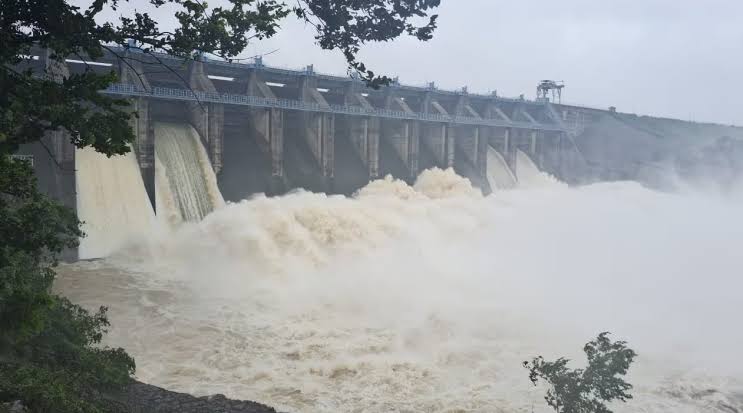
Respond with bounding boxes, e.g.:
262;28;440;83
58;168;743;412
155;153;184;227
516;149;564;188
486;146;517;190
154;122;224;222
75;147;155;259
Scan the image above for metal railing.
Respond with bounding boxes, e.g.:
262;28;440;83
32;45;594;112
103;83;566;131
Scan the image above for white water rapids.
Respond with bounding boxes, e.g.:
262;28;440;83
59;166;743;412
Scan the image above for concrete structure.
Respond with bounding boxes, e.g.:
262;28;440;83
15;51;79;260
16;47;743;265
51;46;565;199
26;46;743;205
118;49;155;206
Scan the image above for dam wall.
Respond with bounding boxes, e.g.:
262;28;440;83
555;104;743;186
17;46;572;204
14;47;743;229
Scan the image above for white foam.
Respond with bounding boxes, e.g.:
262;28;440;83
59;169;743;413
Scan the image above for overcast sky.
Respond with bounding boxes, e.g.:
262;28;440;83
94;0;743;125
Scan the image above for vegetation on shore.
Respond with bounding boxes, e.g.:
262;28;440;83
0;155;135;412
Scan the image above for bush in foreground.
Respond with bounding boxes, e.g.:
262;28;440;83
524;332;637;413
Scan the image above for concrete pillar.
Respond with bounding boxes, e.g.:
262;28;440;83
131;100;155;208
119;52;155;208
42;49;76;261
321;113;335;178
299;76;334;184
445;124;456;168
504;127;516;175
408;121;420;178
246;70;284;187
422;123;447;166
382;119;419;179
420;93;451;169
382;92;418;178
344;83;377;179
269;109;284;180
41;50;76;207
421;92;449;167
503;128;510;156
477;127;489;178
455;127;479;167
208;105;224;174
368;117;380;178
348;117;368;167
42;50;75;166
454;93;489;185
300;111;334;178
348;116;381;179
186;60;224;174
382;120;407;170
530;130;538;156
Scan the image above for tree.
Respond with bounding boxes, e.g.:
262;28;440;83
523;332;637;413
0;156;135;412
1;0;440;156
1;0;440;410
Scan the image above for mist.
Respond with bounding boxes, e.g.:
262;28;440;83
58;168;743;412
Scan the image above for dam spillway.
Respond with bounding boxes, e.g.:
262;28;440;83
155;122;225;222
75;147;156;259
486;147;517;190
16;46;575;209
13;46;743;261
12;48;743;413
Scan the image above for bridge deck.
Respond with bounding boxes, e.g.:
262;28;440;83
24;45;567;133
103;84;564;131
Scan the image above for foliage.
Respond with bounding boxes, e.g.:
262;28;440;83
293;0;439;87
0;156;135;412
1;0;440;156
523;332;637;413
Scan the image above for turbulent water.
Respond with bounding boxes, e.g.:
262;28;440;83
75;147;156;259
58;168;743;413
154;122;224;222
486;147;517;190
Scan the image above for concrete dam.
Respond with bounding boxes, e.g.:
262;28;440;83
16;48;743;258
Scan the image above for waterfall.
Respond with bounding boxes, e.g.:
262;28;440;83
155;153;183;227
75;147;155;259
486;146;517;190
154;122;224;223
516;149;564;188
